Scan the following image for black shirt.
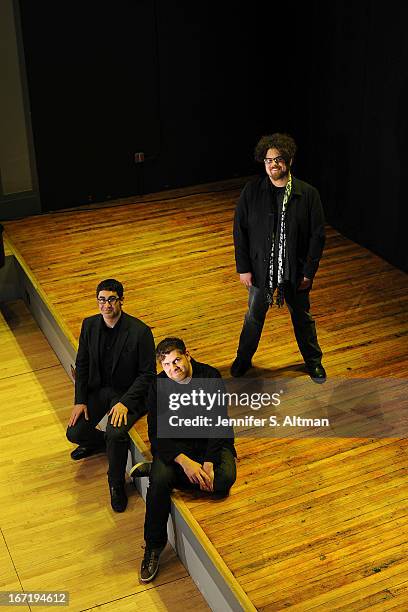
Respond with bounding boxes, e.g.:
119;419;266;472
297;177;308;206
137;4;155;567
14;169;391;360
99;314;122;387
268;181;286;287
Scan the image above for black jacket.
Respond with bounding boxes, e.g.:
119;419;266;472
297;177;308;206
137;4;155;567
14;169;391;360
148;358;236;465
74;312;156;416
233;175;325;288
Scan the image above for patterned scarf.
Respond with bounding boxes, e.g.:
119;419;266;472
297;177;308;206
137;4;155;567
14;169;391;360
266;172;292;307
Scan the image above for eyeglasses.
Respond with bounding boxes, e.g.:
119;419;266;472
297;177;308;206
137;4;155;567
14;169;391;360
264;156;285;165
97;296;120;305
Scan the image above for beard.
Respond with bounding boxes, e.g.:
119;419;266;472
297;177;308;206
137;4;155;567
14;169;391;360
268;166;290;182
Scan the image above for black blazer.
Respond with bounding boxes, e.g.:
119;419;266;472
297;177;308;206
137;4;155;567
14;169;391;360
74;312;156;416
147;358;236;465
233;175;325;288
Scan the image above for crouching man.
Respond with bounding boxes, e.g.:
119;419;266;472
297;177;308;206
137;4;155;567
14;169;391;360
135;337;236;583
66;278;156;513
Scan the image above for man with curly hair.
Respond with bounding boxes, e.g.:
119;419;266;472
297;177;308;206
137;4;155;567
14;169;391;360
231;133;326;381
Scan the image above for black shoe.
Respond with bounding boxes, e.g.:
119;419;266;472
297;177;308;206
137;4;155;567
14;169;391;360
140;546;164;583
129;462;152;480
230;357;252;377
110;485;128;512
70;445;106;461
306;363;327;383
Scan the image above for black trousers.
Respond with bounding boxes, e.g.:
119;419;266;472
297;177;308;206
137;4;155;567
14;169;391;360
144;448;237;549
66;387;139;487
236;283;323;366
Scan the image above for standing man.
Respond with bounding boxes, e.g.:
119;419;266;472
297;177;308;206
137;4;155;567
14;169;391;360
66;278;156;512
135;337;236;583
231;133;326;381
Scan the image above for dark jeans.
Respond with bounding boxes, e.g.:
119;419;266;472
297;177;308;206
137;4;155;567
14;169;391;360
66;387;139;487
236;283;322;366
144;447;237;549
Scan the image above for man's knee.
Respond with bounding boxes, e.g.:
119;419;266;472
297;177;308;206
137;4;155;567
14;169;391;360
286;292;312;319
213;463;236;496
245;309;267;327
66;425;79;444
105;423;129;444
291;310;314;329
149;458;176;493
245;287;268;323
66;414;92;444
213;480;233;497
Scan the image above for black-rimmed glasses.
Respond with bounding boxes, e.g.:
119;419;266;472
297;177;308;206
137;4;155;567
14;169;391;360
264;156;285;165
97;296;120;305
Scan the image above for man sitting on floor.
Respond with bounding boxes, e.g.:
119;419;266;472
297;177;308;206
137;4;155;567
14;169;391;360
132;337;236;583
66;278;156;513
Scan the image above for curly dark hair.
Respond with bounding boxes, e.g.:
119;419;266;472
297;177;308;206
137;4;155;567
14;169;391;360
156;337;186;362
254;133;297;163
96;278;124;298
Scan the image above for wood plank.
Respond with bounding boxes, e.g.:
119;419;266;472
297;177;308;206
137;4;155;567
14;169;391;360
86;576;209;611
270;560;408;611
0;302;60;380
307;572;408;611
2;235;13;257
0;531;25;600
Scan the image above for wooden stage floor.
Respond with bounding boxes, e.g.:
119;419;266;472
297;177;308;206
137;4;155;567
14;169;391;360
3;180;408;610
0;300;209;612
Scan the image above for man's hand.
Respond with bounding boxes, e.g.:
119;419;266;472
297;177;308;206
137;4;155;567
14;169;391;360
239;272;253;288
108;402;128;427
175;454;212;491
202;461;214;492
68;403;88;427
298;277;312;291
